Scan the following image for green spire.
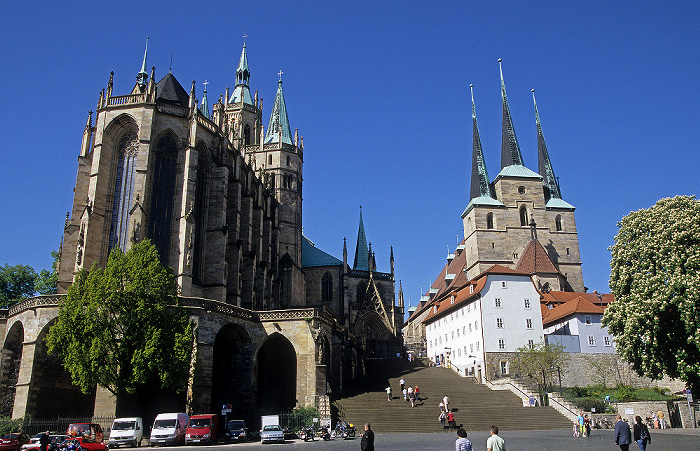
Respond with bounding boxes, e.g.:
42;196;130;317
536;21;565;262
137;37;149;88
229;42;253;104
499;59;524;169
469;84;492;200
353;207;369;271
200;81;210;118
533;89;561;200
264;73;293;145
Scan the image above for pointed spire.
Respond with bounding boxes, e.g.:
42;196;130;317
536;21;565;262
137;37;149;89
229;41;253;105
200;80;210;117
469;84;493;200
499;59;524;168
353;206;370;271
532;89;561;200
264;74;293;145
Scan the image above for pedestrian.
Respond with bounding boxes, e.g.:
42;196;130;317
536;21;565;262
403;387;407;401
656;410;665;429
614;415;632;451
633;415;651;451
439;411;447;430
409;389;416;408
439;401;445;412
572;421;580;437
443;395;450;412
455;428;472;451
486;425;506;451
360;423;374;451
584;414;591;437
578;412;586;437
385;385;392;401
39;431;50;451
400;377;405;392
414;385;420;400
447;411;456;429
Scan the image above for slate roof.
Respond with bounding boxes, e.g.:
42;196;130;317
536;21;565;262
156;73;189;107
515;239;561;275
301;235;342;267
264;81;293;145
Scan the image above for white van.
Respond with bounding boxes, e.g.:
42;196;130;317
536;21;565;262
149;413;188;446
109;417;144;448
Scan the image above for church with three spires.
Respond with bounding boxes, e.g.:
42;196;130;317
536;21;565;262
0;40;401;423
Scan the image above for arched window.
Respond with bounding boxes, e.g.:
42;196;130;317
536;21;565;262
519;206;528;226
244;124;251;145
321;272;333;304
192;144;209;282
555;215;562;231
486;212;494;229
356;281;366;305
268;155;272;166
148;133;179;266
109;131;139;253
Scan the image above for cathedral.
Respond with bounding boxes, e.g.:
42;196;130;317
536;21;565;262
0;40;402;423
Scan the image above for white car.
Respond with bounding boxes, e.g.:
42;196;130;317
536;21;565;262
259;425;284;444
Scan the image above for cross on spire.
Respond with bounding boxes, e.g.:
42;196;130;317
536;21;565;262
242;34;248;45
203;80;209;91
278;70;284;81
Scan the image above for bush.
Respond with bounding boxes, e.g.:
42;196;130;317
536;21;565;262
576;397;608;413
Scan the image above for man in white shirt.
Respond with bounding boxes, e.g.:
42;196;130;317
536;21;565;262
486;425;506;451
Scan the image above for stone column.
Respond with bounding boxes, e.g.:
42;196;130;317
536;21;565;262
11;340;36;419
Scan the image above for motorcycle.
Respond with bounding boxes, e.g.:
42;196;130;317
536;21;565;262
316;426;331;441
298;426;315;441
331;421;356;439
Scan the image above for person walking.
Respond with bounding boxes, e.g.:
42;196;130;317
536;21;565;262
486;425;506;451
455;428;472;451
447;411;456;429
414;385;420;400
614;415;632;451
584;414;591;437
399;377;405;392
385;385;392;401
443;395;450;412
633;415;651;451
439;411;447;430
39;431;50;451
403;387;407;401
360;423;374;451
578;412;586;437
409;388;416;408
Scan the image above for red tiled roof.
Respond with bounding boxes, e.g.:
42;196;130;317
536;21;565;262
515;239;561;275
542;296;607;326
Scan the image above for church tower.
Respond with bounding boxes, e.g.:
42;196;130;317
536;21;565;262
461;60;584;292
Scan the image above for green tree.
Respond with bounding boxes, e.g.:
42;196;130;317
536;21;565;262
35;250;60;295
0;264;38;308
603;195;700;395
46;240;195;397
515;341;568;402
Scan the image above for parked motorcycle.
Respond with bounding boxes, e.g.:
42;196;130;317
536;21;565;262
316;426;331;441
331;421;356;439
298;426;315;441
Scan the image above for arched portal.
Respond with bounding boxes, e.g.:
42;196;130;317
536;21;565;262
211;324;254;418
257;333;296;413
26;319;95;417
356;312;394;359
0;322;24;416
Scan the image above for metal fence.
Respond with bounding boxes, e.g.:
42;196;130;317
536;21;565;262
0;416;116;436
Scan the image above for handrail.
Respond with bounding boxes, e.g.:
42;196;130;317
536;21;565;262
547;392;579;419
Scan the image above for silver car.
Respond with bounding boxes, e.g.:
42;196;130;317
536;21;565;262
260;425;284;444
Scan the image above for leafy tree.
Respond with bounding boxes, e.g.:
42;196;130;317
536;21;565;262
0;264;38;308
35;250;60;295
46;240;195;397
515;342;568;403
604;195;700;396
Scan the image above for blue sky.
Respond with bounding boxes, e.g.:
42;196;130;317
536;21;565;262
1;1;697;315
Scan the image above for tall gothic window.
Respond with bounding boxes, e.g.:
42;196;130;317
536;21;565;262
486;212;494;229
109;131;139;253
555;215;562;231
244;124;251;145
192;144;209;283
519;206;528;226
321;272;333;304
148;133;179;266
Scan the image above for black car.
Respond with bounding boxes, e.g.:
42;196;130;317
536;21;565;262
224;420;247;443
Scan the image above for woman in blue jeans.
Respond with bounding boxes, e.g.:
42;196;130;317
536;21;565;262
633;415;651;450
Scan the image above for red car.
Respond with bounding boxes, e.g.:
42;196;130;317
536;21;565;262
58;438;106;451
0;433;31;451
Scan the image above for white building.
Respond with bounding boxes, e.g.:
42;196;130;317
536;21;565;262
542;293;616;354
424;265;544;382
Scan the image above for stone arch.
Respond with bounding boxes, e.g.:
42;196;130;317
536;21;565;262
355;312;393;359
256;333;296;413
26;318;94;417
211;323;254;419
0;321;24;416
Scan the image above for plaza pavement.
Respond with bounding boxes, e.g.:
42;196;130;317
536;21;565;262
146;428;700;450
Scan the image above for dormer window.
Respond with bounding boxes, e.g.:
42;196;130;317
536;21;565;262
450;295;455;304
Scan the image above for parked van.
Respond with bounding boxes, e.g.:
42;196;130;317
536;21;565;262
108;417;143;448
184;414;219;445
149;413;188;446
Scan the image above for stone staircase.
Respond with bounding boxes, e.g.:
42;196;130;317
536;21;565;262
332;359;573;433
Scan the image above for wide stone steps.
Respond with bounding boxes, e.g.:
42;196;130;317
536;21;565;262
332;359;572;433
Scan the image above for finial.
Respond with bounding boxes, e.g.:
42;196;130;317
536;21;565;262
469;83;473;88
531;88;535;93
498;58;502;62
203;80;209;92
242;34;248;45
278;69;284;81
169;50;173;73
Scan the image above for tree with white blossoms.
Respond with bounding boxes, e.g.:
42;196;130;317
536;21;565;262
603;195;700;396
